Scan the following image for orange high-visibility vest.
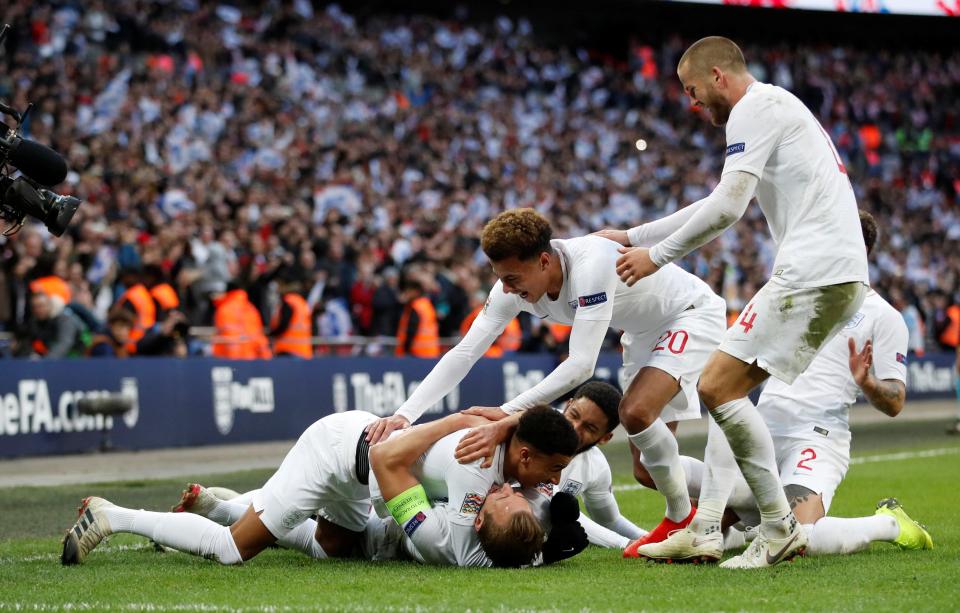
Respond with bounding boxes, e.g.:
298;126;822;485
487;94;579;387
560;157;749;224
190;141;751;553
549;323;572;343
213;289;272;360
460;305;521;358
941;305;960;348
116;283;157;353
29;276;72;304
396;296;440;358
150;283;180;311
271;292;312;358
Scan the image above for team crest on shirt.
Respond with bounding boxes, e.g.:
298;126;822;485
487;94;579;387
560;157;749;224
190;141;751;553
843;312;865;330
578;292;607;307
459;492;485;515
726;142;745;155
561;480;583;496
404;511;427;537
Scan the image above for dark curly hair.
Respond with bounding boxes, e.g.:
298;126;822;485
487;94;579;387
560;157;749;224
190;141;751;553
515;405;579;457
480;208;553;262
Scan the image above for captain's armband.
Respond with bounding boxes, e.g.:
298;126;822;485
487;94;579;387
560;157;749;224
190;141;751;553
385;484;432;536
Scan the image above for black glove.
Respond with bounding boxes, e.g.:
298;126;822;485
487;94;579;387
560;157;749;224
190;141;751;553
541;518;589;565
549;491;580;523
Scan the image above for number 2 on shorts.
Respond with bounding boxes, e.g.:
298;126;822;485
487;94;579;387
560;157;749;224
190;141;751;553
796;448;817;471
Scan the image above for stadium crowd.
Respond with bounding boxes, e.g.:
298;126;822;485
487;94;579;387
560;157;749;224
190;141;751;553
1;0;958;358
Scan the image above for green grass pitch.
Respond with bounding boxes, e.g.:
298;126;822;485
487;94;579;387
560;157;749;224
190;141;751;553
1;417;958;612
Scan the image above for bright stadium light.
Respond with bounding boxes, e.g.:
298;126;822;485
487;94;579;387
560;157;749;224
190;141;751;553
635;139;648;151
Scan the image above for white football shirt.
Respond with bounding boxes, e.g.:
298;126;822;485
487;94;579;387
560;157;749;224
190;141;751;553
759;290;908;445
722;81;868;289
368;430;506;528
478;236;720;337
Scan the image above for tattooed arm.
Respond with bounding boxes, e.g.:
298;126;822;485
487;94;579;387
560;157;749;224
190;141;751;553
848;339;906;417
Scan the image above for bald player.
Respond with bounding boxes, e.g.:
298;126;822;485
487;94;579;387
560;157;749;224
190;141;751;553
610;36;869;568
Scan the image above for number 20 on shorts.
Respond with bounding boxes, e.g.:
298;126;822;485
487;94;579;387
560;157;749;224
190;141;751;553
653;330;689;354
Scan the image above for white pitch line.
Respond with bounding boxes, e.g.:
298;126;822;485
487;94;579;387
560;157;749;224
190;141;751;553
612;446;960;492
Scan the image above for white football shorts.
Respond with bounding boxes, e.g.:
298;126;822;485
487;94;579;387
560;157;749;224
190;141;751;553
254;411;376;538
619;294;727;423
720;279;867;384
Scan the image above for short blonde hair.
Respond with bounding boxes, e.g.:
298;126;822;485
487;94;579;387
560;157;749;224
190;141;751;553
477;509;544;568
679;36;747;77
480;208;552;262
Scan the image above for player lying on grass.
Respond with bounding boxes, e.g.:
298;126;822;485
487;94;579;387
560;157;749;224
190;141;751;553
188;381;647;552
61;407;580;567
638;211;932;563
369;208;727;551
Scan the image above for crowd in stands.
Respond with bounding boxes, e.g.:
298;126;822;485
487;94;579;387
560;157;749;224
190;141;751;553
1;1;958;358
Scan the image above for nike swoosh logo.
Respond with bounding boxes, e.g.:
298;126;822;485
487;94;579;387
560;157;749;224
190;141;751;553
561;547;576;554
765;533;799;565
691;537;713;548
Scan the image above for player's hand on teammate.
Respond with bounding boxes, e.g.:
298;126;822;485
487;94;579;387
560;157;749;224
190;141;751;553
454;416;512;468
592;228;630;247
848;338;873;387
615;247;659;286
461;406;509;421
365;415;410;444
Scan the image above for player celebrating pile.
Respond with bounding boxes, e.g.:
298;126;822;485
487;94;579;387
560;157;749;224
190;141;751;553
369;207;727;548
614;36;869;568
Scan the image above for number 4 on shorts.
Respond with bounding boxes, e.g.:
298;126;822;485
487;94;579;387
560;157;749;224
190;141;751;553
739;303;757;334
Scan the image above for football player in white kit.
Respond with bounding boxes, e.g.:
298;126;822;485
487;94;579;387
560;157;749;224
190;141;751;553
184;382;646;555
368;208;727;550
61;408;579;568
614;36;870;567
651;211;932;562
535;381;648;549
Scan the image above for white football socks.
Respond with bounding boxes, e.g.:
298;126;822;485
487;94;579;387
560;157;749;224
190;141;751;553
628;419;691;522
278;518;328;559
691;416;741;535
805;516;899;555
104;506;243;565
711;397;794;538
207;499;249;525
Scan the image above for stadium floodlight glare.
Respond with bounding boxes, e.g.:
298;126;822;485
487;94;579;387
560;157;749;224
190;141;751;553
635;139;648;152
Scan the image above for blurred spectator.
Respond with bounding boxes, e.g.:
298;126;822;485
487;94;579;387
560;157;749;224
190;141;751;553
395;277;440;358
136;310;191;357
16;290;89;358
113;267;156;354
270;275;312;358
88;310;135;358
2;1;957;358
314;285;353;351
210;283;271;360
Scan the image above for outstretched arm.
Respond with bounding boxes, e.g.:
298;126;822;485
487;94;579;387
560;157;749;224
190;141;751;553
615;172;757;286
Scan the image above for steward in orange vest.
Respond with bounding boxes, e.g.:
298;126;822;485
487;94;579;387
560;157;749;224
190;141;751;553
212;285;272;360
115;268;157;354
460;303;521;358
940;304;960;348
396;278;440;358
143;265;181;321
270;278;312;358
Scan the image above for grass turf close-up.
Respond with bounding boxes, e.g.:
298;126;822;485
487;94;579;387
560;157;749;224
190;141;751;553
0;415;957;613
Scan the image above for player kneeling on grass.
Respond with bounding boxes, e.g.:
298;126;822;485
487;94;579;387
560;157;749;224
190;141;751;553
61;409;578;568
640;211;932;563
